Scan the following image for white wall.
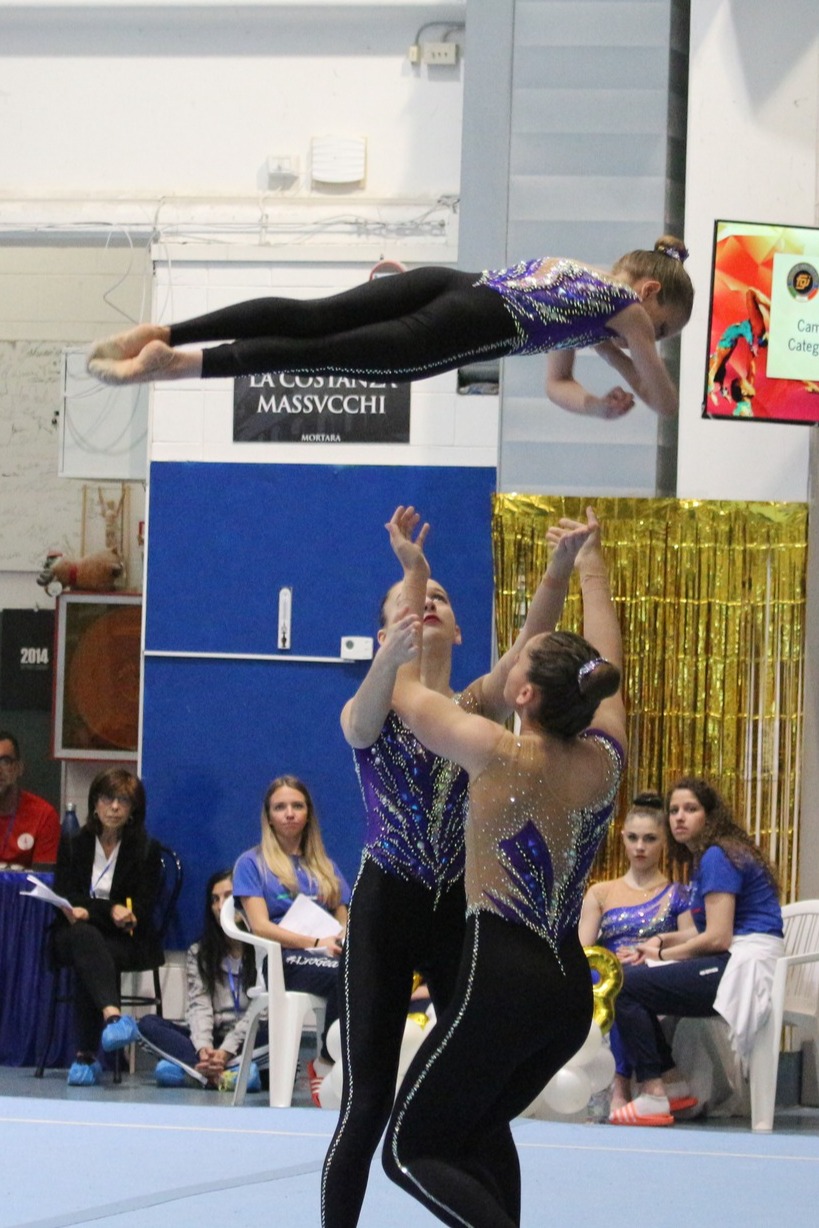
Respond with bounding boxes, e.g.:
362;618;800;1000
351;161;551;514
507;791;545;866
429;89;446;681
0;2;465;229
149;250;498;468
678;0;819;500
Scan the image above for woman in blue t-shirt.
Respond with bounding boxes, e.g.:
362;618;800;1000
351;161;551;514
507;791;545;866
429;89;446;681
232;774;350;1079
609;776;783;1127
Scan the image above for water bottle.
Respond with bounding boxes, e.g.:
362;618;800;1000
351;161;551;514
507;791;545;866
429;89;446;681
62;803;79;837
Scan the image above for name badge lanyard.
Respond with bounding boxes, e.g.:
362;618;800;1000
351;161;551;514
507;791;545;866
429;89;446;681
90;852;118;899
226;964;243;1014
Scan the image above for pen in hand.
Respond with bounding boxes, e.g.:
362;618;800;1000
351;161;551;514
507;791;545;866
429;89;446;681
125;896;135;935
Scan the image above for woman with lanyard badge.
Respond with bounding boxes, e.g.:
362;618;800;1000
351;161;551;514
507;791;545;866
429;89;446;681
138;869;264;1089
53;768;163;1086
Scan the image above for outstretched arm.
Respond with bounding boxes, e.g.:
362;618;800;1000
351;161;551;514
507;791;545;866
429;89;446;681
546;348;635;419
480;516;593;720
572;509;626;745
340;507;429;749
387;612;505;777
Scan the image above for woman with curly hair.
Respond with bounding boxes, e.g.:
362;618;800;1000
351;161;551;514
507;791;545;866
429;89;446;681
609;777;783;1126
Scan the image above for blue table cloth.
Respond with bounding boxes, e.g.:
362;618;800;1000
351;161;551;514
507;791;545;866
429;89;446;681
0;868;73;1067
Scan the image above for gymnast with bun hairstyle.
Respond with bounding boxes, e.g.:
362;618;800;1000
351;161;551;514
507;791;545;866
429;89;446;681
377;506;626;1228
87;237;692;420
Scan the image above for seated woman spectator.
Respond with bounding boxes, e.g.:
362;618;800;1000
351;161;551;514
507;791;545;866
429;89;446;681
53;768;163;1086
232;774;350;1087
578;791;692;1115
609;777;784;1126
138;869;264;1089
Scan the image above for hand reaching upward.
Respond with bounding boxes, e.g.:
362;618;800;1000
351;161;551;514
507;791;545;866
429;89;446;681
385;505;431;579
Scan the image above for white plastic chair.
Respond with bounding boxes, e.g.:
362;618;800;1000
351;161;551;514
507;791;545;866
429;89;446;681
748;899;819;1131
220;894;327;1107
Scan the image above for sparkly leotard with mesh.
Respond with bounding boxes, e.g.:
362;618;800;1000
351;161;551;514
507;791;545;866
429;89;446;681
475;258;641;356
597;881;691;954
465;725;625;958
384;725;626;1225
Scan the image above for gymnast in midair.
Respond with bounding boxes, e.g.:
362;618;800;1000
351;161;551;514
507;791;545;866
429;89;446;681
87;236;693;419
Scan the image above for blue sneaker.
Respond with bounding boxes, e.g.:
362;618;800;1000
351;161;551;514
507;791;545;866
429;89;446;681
155;1060;186;1088
246;1061;262;1093
67;1060;102;1086
101;1014;140;1052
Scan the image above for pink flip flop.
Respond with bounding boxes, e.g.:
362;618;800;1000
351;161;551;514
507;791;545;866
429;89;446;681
609;1101;674;1127
307;1059;323;1108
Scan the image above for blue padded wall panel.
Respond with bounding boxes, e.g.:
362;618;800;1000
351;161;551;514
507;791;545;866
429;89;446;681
142;462;496;947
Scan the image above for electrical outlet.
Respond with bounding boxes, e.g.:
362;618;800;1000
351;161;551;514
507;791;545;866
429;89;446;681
422;42;458;66
266;154;299;182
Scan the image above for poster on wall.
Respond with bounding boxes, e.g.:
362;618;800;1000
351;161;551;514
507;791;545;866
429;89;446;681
0;609;54;711
233;374;411;443
53;594;141;759
702;220;819;425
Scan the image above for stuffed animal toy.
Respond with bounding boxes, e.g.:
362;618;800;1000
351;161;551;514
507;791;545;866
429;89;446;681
36;548;125;595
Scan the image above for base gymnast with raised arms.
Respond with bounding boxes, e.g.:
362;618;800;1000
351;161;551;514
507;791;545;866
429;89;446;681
375;506;626;1227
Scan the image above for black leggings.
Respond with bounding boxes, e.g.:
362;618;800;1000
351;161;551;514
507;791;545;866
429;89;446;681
169;267;518;381
382;913;593;1228
320;859;469;1228
52;921;151;1054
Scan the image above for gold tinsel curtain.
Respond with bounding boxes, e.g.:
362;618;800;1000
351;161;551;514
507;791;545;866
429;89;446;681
492;496;807;900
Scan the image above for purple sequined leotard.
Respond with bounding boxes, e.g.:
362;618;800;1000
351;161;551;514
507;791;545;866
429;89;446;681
352;681;483;894
475;258;640;356
597;881;691;954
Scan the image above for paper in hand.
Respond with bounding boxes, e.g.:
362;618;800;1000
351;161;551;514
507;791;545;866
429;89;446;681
280;893;342;942
19;874;73;912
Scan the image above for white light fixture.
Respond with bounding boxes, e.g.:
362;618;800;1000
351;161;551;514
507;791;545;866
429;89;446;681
311;135;367;187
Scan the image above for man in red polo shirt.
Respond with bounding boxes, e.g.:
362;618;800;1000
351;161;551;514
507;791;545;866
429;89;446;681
0;731;60;866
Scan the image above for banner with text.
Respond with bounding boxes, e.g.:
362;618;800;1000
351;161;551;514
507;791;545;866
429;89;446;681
233;373;411;444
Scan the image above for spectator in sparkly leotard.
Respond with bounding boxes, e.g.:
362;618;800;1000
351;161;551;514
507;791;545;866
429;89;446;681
579;791;691;1116
87;237;693;419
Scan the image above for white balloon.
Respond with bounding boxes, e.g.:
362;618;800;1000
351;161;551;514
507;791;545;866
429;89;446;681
541;1067;591;1115
318;1060;344;1109
521;1088;551;1119
325;1020;342;1064
569;1022;603;1068
584;1046;616;1095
